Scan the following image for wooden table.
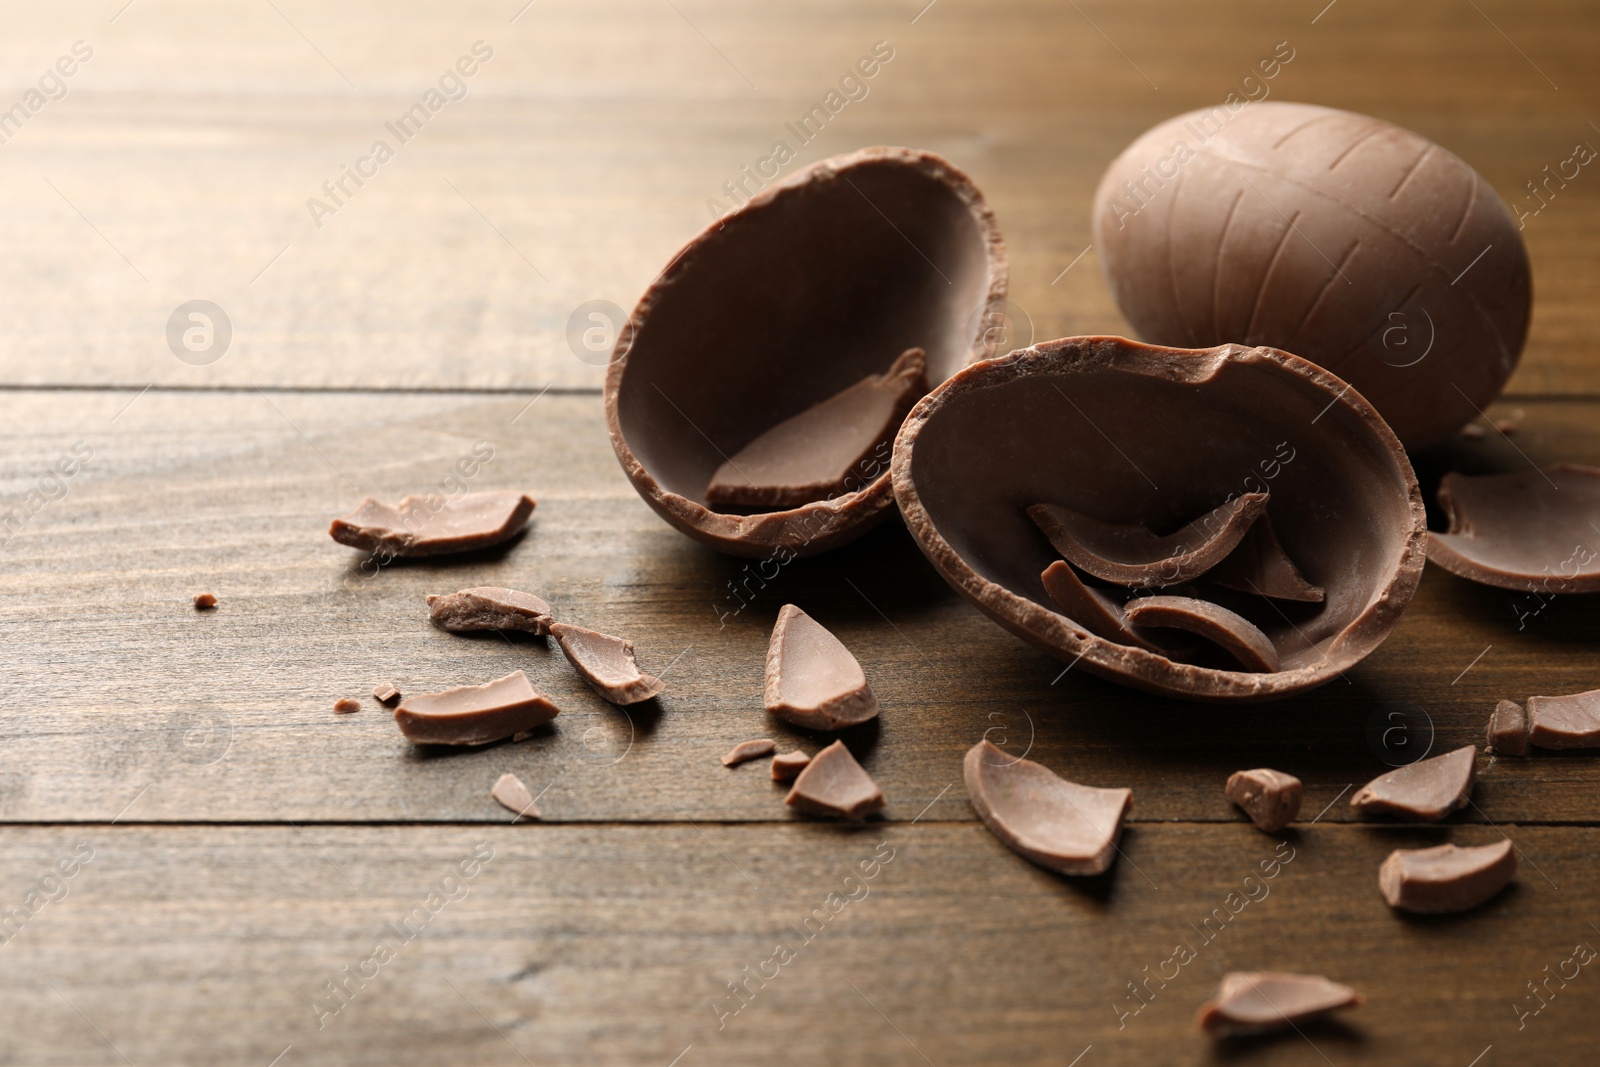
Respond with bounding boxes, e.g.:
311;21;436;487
3;1;1598;1063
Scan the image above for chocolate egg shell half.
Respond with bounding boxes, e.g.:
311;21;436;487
1093;102;1531;451
605;147;1007;558
891;336;1426;702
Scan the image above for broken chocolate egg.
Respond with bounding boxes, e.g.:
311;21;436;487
1094;102;1531;450
605;147;1007;557
891;336;1426;701
1427;466;1600;593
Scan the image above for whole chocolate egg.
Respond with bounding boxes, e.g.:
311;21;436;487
1093;102;1532;450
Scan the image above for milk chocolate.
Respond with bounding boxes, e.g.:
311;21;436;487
1224;768;1302;832
1039;561;1160;651
549;623;665;705
491;772;540;819
1350;745;1475;820
1122;596;1281;673
963;739;1131;877
1196;972;1363;1037
1028;493;1266;588
394;670;560;745
771;750;811;781
1378;839;1515;914
1206;514;1325;602
333;697;360;714
784;740;884;819
706;348;927;509
1427;466;1600;593
193;592;217;610
427;587;554;635
764;605;880;730
1527;688;1600;749
329;490;534;557
372;683;401;706
1487;699;1529;755
721;738;776;767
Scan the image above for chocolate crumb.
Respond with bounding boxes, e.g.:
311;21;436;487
1493;417;1518;435
722;738;777;767
333;697;360;714
193;593;217;610
372;683;401;707
1487;699;1528;755
1197;972;1363;1036
771;751;811;781
1224;768;1302;832
1459;422;1487;440
1378;839;1515;914
491;772;539;819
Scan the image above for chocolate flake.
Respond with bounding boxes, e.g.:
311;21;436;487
394;670;560;746
1197;972;1363;1037
1427;466;1600;593
1122;595;1281;673
550;623;665;705
771;751;811;781
1527;688;1600;749
722;738;777;767
963;739;1131;876
1350;745;1476;820
1378;839;1515;914
427;586;554;635
764;605;880;730
333;697;360;714
1207;513;1325;602
1039;561;1159;651
1028;493;1267;588
1487;699;1528;755
784;740;884;818
372;683;401;706
491;772;540;819
330;490;535;557
1224;768;1302;832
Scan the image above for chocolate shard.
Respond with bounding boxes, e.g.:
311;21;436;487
333;697;360;714
1197;972;1363;1037
1378;839;1516;914
491;772;540;819
1527;689;1600;749
764;605;880;730
1427;466;1600;593
1224;768;1302;832
784;740;885;819
1039;561;1161;651
1487;699;1529;755
706;347;928;509
963;739;1131;876
372;683;401;706
329;490;535;557
549;623;665;705
1122;595;1281;673
771;750;811;782
1350;745;1476;820
1206;514;1325;602
394;670;560;746
721;738;777;767
1028;493;1268;588
427;586;554;636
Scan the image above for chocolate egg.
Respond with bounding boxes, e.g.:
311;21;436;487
1093;102;1532;450
606;147;1007;557
891;336;1426;702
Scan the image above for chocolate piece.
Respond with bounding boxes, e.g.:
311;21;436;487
706;348;928;509
1224;768;1302;832
1028;494;1267;588
1206;514;1325;602
963;739;1131;876
549;623;664;705
329;490;534;557
1122;595;1281;673
1459;422;1487;440
721;738;777;767
605;147;1007;559
426;586;554;635
1487;699;1529;755
1493;417;1519;435
1095;102;1530;450
333;697;360;714
1350;745;1475;820
1427;467;1600;593
394;670;560;745
1197;972;1363;1037
1039;561;1160;651
372;683;401;706
1378;839;1515;914
764;605;880;730
1527;689;1600;749
890;336;1425;702
490;772;539;819
784;740;885;819
771;750;811;781
193;592;217;610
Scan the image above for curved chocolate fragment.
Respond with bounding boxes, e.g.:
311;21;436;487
1207;514;1325;603
962;739;1131;877
1350;745;1476;820
427;587;553;635
549;623;665;705
1487;699;1529;756
771;750;811;782
1039;561;1160;651
1527;689;1600;749
707;348;927;509
1224;768;1302;833
764;605;880;730
394;670;560;746
491;772;540;819
1197;972;1363;1037
1378;839;1515;914
1123;596;1281;673
784;740;884;819
721;738;776;767
1028;493;1267;588
330;490;535;557
1427;466;1600;593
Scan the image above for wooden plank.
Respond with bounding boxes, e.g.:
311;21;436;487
1;822;1593;1065
0;0;1594;392
4;388;1600;824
